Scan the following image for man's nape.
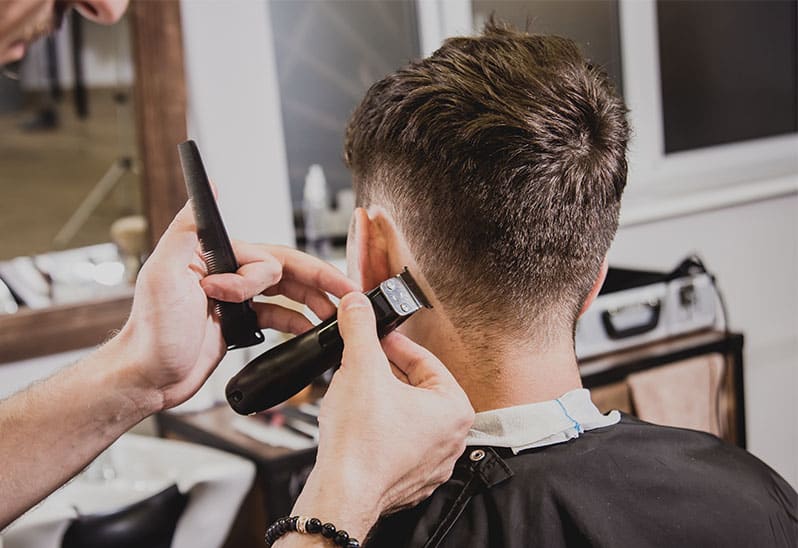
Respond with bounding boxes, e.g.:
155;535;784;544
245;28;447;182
346;201;601;412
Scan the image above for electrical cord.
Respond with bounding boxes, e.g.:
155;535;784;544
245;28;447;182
672;254;732;438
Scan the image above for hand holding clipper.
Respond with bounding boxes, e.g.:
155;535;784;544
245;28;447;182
226;268;432;415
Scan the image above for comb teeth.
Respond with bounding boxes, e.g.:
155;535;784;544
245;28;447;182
203;250;220;274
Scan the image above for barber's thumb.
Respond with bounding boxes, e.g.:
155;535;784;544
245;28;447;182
338;292;382;369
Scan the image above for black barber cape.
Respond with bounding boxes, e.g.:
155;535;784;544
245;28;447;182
368;414;797;547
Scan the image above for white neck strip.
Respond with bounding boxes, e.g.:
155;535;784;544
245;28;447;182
466;388;620;454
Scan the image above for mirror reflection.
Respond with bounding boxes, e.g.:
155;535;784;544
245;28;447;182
0;11;140;314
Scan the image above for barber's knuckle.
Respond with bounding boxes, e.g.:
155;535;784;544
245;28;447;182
462;414;475;433
312;269;324;289
445;442;461;462
433;469;450;486
266;258;283;278
459;403;475;426
450;410;471;433
291;316;307;334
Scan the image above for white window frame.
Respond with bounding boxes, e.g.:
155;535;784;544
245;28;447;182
618;0;798;222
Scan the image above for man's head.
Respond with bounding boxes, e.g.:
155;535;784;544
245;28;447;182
344;23;628;351
0;0;128;66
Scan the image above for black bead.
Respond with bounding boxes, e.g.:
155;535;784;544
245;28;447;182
289;516;298;531
346;540;360;548
334;529;350;545
322;522;337;538
307;517;322;534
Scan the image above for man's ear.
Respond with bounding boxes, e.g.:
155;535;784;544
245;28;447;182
346;207;392;292
579;257;608;317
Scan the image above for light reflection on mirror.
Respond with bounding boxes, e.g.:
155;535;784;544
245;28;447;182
0;12;141;314
268;0;419;252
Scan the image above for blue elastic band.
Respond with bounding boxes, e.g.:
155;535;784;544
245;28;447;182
555;398;583;434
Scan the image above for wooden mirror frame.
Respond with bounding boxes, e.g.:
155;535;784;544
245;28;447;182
0;0;188;364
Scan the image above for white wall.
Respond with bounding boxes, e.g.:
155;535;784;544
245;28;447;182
179;1;294;248
611;194;798;487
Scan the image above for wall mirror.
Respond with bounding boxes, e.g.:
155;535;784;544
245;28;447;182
0;1;187;363
0;13;139;305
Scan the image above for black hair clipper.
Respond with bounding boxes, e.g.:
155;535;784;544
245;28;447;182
177;140;264;349
226;268;432;415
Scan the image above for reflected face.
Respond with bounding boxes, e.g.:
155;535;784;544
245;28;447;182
0;0;129;66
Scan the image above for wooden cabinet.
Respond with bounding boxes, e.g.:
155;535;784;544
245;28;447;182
580;330;745;447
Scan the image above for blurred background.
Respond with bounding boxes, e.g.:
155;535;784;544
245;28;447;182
0;1;795;547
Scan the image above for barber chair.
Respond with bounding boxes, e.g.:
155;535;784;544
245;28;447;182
61;484;188;548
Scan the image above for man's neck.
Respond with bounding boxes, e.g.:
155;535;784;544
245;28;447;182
403;313;583;413
456;345;583;413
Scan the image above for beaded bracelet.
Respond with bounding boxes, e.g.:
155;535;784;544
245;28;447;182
264;515;361;547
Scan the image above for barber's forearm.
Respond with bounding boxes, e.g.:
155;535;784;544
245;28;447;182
0;332;162;528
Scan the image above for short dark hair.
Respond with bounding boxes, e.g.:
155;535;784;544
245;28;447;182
344;23;629;337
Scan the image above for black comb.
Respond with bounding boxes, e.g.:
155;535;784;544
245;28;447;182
177;140;265;350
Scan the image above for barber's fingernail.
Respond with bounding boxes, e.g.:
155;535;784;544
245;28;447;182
341;292;369;311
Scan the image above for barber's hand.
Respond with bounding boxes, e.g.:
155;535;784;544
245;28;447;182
116;203;357;411
286;293;474;544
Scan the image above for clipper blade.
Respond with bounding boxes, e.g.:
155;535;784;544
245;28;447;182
398;268;432;309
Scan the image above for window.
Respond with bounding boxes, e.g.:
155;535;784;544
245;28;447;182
657;0;798;154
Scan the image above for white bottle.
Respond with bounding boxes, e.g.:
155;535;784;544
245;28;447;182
303;164;331;258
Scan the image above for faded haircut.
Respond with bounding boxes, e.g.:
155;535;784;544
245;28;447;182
344;22;629;337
